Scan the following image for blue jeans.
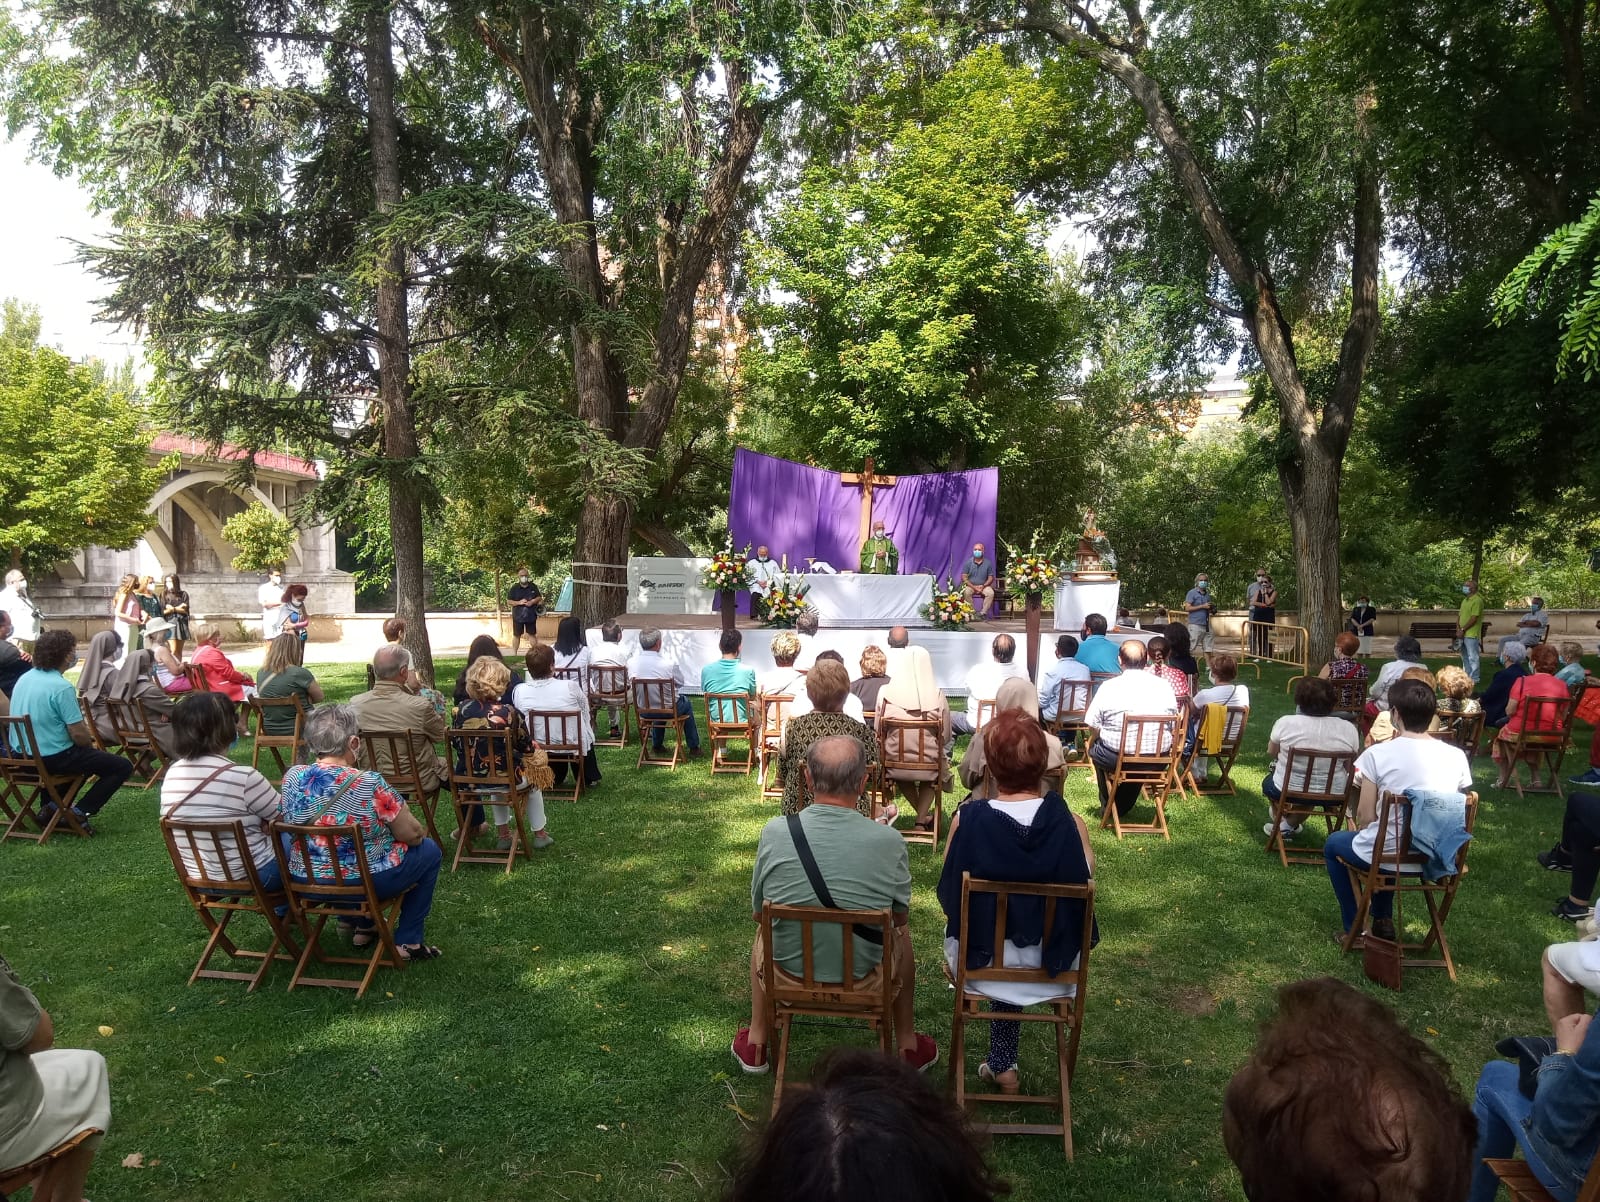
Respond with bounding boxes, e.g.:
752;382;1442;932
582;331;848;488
299;837;442;947
647;696;700;751
1469;1060;1568;1202
1262;774;1281;802
1324;829;1392;931
1462;637;1482;685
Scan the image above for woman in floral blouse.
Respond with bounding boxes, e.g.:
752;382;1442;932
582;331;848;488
778;659;879;817
452;656;553;853
279;703;443;960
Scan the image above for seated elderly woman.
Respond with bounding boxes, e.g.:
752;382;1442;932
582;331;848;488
778;659;879;817
958;677;1065;800
457;655;554;852
1365;667;1439;745
938;710;1097;1095
142;618;195;695
1494;642;1572;790
850;645;891;716
789;650;865;722
107;647;181;757
279;703;444;961
1367;635;1424;714
1559;641;1590;692
1481;640;1532;730
513;642;600;789
1436;664;1482;717
74;630;123;746
189;625;256;735
1261;677;1361;841
159;693;284;889
1318;631;1369;685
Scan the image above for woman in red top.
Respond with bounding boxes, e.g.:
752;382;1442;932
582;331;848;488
1146;634;1192;707
190;625;256;734
1494;642;1572;789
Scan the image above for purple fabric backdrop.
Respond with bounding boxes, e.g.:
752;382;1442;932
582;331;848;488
728;449;999;612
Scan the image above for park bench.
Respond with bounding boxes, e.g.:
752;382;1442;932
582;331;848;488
1407;620;1490;647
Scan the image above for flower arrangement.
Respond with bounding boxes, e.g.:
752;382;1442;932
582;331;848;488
920;582;977;631
1003;533;1064;599
763;578;812;628
701;542;752;592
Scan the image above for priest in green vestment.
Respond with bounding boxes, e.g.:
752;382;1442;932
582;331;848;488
859;521;899;575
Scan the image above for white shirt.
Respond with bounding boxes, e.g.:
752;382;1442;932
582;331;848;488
1520;607;1552;646
748;558;783;598
759;666;804;698
793;633;818;671
1038;655;1092;719
963;660;1028;708
512;678;594;751
1268;713;1361;791
1084;670;1179;754
590;641;629;668
553;645;591;691
0;587;37;641
1192;682;1250;711
263;604;290;640
1367;659;1415;710
258;580;282;619
627;647;684;691
1351;736;1473;863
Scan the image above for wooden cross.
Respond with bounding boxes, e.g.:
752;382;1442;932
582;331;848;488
840;455;898;556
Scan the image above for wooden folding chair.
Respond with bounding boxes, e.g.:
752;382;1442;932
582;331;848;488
946;873;1095;1161
553;665;583;688
1338;790;1479;981
446;723;534;872
106;696;171;788
1096;715;1180;839
359;730;445;845
1088;672;1117;699
1434;708;1486;760
249;694;307;784
588;664;630;748
1046;680;1093;767
972;697;997;731
1181;705;1250;795
633;678;686;768
0;1127;106;1199
757;692;794;797
705;691;757;775
878;715;946;847
1499;695;1578;799
1484;1147;1600;1202
75;687;116;753
160;817;300;991
1265;748;1357;868
271;821;410;997
524;709;587;802
0;715;90;844
1330;676;1367;730
760;900;898;1114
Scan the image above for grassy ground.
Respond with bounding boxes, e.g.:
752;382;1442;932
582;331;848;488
1;655;1578;1200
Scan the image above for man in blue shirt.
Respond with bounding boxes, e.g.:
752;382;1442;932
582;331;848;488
701;628;758;724
1184;573;1217;653
1073;614;1122;675
9;631;132;831
959;542;997;617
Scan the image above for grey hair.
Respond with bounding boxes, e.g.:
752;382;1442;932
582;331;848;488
640;627;662;651
303;703;361;759
1393;635;1423;662
796;611;819;637
804;735;869;797
1502;641;1529;665
372;643;411;681
4;569;22;588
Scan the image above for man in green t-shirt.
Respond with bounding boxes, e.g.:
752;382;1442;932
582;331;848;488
1457;578;1485;684
731;736;936;1076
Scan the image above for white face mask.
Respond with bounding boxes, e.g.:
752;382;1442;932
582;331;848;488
519;575;529;583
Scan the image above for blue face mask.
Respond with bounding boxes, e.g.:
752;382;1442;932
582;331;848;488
1461;585;1472;595
973;551;983;560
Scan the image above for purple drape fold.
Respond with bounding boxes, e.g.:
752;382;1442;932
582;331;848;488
728;449;999;612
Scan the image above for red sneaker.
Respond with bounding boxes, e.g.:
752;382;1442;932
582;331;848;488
731;1027;769;1074
902;1033;939;1073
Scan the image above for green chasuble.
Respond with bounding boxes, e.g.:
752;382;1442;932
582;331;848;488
859;536;899;575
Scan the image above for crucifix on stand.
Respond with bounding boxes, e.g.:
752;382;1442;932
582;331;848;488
841;455;898;566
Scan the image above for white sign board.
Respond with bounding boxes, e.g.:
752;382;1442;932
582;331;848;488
625;557;717;615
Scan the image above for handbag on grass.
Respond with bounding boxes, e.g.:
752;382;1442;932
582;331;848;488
1362;932;1402;991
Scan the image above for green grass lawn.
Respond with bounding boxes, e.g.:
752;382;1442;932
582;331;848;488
1;656;1577;1200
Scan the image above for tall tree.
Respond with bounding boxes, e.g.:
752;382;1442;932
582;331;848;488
472;0;855;626
961;0;1381;661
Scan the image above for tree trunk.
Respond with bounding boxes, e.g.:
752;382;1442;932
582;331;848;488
1471;535;1486;583
573;491;633;628
364;5;434;685
1281;442;1343;673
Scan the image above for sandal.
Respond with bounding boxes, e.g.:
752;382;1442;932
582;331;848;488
979;1062;1020;1095
398;944;442;961
913;816;935;833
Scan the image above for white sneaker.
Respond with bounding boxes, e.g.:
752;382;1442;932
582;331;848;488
1262;820;1301;839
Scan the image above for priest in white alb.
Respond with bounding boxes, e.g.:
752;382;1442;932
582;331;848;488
747;545;783;619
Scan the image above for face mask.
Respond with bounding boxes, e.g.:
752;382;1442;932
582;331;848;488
757;554;769;562
1197;582;1209;592
874;530;885;540
519;575;529;583
1256;576;1266;583
1461;585;1471;595
973;551;983;560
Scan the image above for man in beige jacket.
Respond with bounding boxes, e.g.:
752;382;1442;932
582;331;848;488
349;644;447;791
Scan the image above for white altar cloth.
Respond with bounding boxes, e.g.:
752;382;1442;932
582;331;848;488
1053;579;1122;632
802;573;933;628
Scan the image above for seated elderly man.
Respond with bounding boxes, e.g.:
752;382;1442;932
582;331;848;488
951;634;1027;736
1038;634;1090;721
0;953;113;1202
1083;640;1179;820
627;627;701;756
348;643;447;792
886;626;911;650
10;630;134;832
732;736;937;1075
1224;977;1475;1202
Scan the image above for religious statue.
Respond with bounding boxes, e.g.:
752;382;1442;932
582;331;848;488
859;520;899;575
1071;509;1117;579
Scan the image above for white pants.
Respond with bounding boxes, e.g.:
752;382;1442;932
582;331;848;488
0;1049;111;1172
487;788;546;831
